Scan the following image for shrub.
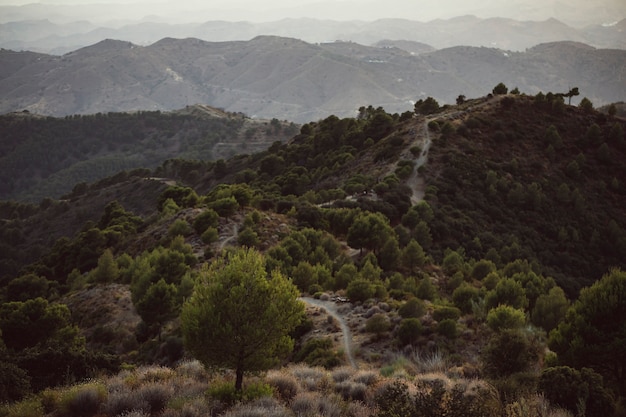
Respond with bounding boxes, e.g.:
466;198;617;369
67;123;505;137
294;338;342;369
335;380;368;402
486;305;526;331
398;297;425;318
200;227;219;244
397;318;423;346
437;319;458;339
192;209;219;234
452;283;480;314
482;330;537;377
365;313;391;336
222;397;292;417
374;380;413;417
346;279;375;303
59;382;107;417
167;219;191;238
539;366;615;417
432;306;461;322
102;390;149;416
136;383;172;414
267;371;300;402
0;397;43;417
290;392;341;417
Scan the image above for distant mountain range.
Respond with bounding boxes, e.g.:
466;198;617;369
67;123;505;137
1;16;625;55
1;36;624;123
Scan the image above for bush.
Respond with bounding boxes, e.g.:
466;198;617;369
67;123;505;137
192;209;219;234
432;306;461;322
452;283;480;314
365;313;391;336
482;330;537;377
346;279;375;303
59;382;107;417
267;372;299;402
335;381;368;401
397;318;423;346
167;219;191;238
539;366;615;417
207;380;273;407
374;380;413;417
294;338;342;369
398;297;426;318
486;305;526;331
437;319;458;339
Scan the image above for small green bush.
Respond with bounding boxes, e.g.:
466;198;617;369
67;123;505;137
437;319;458;339
397;318;423;346
486;305;526;331
432;306;461;322
398;297;425;318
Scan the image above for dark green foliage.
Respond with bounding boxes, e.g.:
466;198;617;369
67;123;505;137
482;330;537;377
421;97;626;294
432;305;461;322
375;381;413;417
414;97;441;115
365;314;391;336
539;366;614;416
397;318;422;346
6;274;51;301
192;209;219;234
549;268;626;395
437;319;458;339
492;82;508;95
0;110;247;202
452;283;480;314
346;279;375;302
398;297;426;318
294;337;342;368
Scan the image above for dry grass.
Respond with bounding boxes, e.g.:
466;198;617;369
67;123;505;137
1;357;575;417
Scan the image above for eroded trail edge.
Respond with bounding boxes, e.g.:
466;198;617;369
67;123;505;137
299;297;358;369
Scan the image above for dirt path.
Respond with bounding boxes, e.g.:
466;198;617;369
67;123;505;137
407;119;433;205
299;297;358;369
219;223;239;250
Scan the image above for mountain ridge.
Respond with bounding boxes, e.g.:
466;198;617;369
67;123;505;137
1;36;624;123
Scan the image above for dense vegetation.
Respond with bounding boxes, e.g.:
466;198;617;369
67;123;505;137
1;91;625;416
0;108;297;202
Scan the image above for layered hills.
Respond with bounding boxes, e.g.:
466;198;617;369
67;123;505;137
1;36;625;123
1;15;625;55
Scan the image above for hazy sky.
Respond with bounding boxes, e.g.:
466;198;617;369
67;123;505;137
0;0;624;25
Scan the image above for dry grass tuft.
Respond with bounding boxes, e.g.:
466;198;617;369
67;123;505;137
335;380;368;401
331;366;355;383
352;370;379;386
505;394;573;417
222;397;292;417
290;391;342;417
266;370;300;402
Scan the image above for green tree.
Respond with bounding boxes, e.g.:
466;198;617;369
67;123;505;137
492;82;508;95
181;248;304;391
579;97;594;113
90;248;119;284
346;279;375;302
549;268;626;395
401;239;426;273
397;318;422;346
414;97;440;115
486;305;526;331
485;277;528;310
539;366;614;417
452;283;480;314
136;279;178;341
482;329;537;377
532;286;569;332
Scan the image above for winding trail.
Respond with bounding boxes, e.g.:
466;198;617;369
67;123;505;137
407;119;433;205
219;223;239;250
299;297;358;369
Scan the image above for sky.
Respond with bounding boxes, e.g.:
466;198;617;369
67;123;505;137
0;0;624;25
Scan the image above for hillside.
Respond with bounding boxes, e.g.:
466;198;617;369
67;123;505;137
0;105;298;202
1;37;625;122
1;94;625;415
